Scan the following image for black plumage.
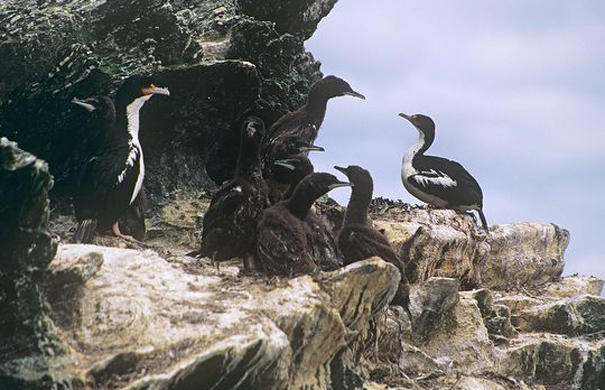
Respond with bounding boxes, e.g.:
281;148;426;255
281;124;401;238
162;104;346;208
267;152;316;204
72;75;169;243
71;95;147;241
271;156;341;271
262;75;364;165
198;116;269;264
399;113;488;230
335;165;412;319
256;172;351;276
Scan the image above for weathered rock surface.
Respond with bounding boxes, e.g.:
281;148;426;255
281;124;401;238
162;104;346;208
0;138;57;388
1;244;399;389
373;208;567;290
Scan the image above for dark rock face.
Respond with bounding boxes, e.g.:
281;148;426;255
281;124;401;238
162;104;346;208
0;138;57;388
0;0;331;201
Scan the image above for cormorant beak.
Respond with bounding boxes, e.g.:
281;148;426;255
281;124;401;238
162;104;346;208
299;144;325;152
71;98;96;112
333;165;347;175
143;84;170;96
398;112;419;129
273;159;296;171
246;123;257;137
328;180;353;190
343;90;366;100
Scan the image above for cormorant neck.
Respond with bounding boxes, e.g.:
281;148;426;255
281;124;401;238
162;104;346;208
405;128;434;161
344;180;372;226
116;95;151;141
302;92;328;124
235;139;262;179
287;187;319;220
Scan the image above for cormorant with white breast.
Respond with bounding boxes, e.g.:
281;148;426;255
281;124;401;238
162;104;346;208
196;116;269;266
399;113;487;230
262;75;365;165
256;172;351;276
71;95;147;241
72;75;170;243
335;165;412;319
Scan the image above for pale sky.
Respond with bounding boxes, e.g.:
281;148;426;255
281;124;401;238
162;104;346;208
305;0;605;280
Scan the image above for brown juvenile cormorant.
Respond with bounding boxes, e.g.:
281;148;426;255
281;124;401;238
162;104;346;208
256;172;351;276
196;116;269;265
72;75;169;243
335;165;412;319
399;113;488;230
262;75;364;164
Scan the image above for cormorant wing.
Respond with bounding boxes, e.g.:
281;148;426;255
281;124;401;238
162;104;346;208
339;226;406;275
408;156;483;207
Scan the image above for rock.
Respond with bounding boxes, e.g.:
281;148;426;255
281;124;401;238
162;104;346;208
513;295;605;336
410;277;460;339
2;244;400;389
469;289;518;344
0;137;57;387
373;207;568;290
499;334;585;386
0;0;326;199
481;223;569;290
533;276;604;299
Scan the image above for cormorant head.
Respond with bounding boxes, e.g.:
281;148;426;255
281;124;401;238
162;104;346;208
334;165;373;189
72;95;116;124
294;172;352;200
242;116;265;140
309;75;366;101
115;74;170;111
398;113;435;136
273;155;314;184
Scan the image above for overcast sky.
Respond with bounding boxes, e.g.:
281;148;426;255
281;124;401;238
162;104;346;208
305;0;605;280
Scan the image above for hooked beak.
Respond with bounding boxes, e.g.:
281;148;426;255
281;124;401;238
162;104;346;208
143;85;170;96
72;98;96;112
343;90;366;100
398;112;412;122
246;123;257;137
328;180;353;190
299;144;325;152
274;159;297;171
333;165;347;175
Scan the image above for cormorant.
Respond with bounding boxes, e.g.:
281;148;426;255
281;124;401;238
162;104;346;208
72;75;169;243
399;113;488;230
256;172;351;276
335;165;412;320
197;116;269;265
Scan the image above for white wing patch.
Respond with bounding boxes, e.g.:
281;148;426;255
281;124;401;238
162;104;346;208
413;169;457;188
233;186;242;193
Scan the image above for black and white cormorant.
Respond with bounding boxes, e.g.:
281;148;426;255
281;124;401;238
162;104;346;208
399;113;488;230
255;172;351;276
262;75;364;164
335;165;412;319
72;75;170;243
197;116;269;266
71;95;147;241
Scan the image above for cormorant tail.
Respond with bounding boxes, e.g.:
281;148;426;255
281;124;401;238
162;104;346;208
478;209;488;231
73;219;98;243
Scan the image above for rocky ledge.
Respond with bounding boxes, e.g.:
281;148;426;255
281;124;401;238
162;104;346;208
3;187;604;390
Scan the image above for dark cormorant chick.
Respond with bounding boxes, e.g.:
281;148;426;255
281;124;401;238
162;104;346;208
262;75;364;162
335;165;412;319
272;157;341;271
269;154;315;203
399;113;488;230
256;172;351;276
71;96;147;241
72;75;169;243
197;116;269;265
